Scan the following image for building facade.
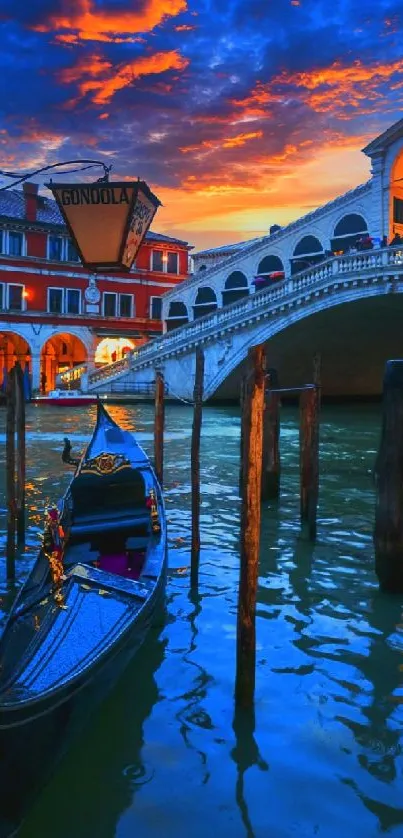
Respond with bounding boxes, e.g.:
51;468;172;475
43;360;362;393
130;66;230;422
0;182;192;392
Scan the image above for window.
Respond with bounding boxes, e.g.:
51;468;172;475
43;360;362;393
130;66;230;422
119;294;133;317
152;250;164;272
49;236;64;261
9;232;23;256
66;289;80;314
167;252;178;274
48;288;63;314
104;292;117;317
8;284;23;310
67;239;80;262
150;297;162;319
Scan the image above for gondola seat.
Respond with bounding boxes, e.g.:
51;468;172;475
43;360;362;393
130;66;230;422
68;466;149;542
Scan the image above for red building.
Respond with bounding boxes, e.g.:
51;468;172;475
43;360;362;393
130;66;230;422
0;182;192;392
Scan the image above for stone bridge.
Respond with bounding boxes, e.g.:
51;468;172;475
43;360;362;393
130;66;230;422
87;246;403;400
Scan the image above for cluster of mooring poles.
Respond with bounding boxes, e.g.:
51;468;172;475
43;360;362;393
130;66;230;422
5;362;26;580
152;345;321;708
3;353;401;707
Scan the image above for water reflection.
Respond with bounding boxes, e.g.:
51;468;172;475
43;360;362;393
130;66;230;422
231;708;268;838
18;627;166;838
0;403;403;837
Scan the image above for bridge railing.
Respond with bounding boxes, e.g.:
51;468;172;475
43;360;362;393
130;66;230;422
89;245;403;387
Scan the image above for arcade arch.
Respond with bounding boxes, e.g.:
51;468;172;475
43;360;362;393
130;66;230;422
94;337;135;366
331;213;368;252
0;331;31;391
222;272;249;306
40;332;87;392
166;301;189;332
291;235;324;275
257;254;284;275
193;287;218;319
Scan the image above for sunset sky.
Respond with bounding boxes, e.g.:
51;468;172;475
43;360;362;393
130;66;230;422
1;0;403;251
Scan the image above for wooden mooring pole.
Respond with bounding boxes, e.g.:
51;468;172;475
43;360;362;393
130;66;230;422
190;347;204;588
15;361;26;546
299;385;319;541
261;370;281;501
154;371;165;487
374;360;403;592
6;366;16;579
235;344;265;709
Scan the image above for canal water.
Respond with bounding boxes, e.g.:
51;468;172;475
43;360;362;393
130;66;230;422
0;402;402;838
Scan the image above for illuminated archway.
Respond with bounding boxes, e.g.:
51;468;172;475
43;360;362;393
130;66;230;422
40;333;87;393
0;332;31;392
390;150;403;238
95;337;135;366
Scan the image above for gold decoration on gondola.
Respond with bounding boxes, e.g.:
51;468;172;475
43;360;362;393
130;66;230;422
80;453;131;476
147;488;161;533
42;506;67;608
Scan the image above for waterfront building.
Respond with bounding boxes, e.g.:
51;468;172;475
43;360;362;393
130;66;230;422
0;182;192;392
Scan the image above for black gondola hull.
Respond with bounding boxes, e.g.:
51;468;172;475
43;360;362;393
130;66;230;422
0;576;166;836
0;402;168;836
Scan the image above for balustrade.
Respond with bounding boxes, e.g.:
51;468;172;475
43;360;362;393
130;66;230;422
88;245;403;388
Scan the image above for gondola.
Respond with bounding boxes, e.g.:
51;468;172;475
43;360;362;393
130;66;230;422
0;402;167;837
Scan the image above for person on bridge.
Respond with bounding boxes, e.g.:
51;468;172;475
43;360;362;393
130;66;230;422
390;232;403;246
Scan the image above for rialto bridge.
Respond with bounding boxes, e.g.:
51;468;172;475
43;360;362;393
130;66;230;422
84;118;403;401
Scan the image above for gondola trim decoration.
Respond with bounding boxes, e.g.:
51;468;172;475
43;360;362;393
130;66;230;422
80;452;132;476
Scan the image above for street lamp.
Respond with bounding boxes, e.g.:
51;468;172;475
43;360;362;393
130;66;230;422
0;160;161;272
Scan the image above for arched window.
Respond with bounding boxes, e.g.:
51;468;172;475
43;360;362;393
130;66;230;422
166;301;189;332
291;235;324;275
331;214;368;252
198;264;207;271
222;271;249;306
193;287;218;319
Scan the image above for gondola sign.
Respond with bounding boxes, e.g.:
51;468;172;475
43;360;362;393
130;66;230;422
47;179;161;272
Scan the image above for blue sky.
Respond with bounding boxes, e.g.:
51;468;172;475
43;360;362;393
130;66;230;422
1;0;403;249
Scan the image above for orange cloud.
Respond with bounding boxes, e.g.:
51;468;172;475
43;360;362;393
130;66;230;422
60;50;189;106
33;0;188;43
180;130;263;154
222;130;263;148
231;57;403;124
174;24;196;31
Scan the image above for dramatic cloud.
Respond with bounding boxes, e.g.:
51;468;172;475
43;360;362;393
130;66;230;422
1;0;403;248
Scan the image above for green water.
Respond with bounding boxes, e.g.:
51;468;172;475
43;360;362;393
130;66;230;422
0;402;402;838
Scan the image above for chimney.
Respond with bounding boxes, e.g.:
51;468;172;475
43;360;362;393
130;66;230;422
23;182;39;222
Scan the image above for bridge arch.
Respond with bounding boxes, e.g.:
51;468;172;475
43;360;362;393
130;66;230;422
166;300;189;332
331;213;368;252
290;235;324;274
193;286;218;319
202;282;399;399
222;271;249;306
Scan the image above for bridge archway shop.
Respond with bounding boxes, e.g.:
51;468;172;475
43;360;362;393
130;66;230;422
166;301;189;332
222;272;249;307
193;287;218;320
290;235;325;275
